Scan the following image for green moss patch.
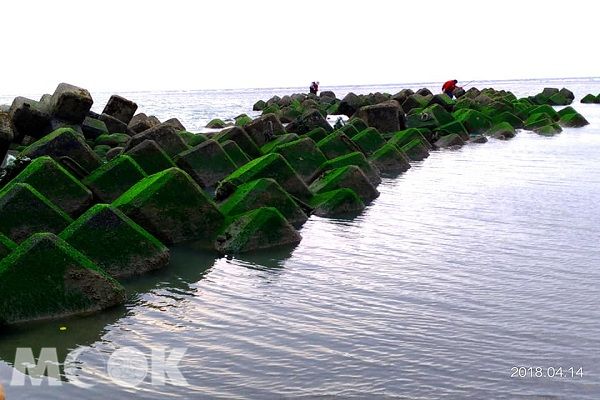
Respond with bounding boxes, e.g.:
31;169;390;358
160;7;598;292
125;139;176;175
235;114;253;127
0;232;125;325
492;111;523;129
317;152;381;186
260;133;299;154
20;127;102;173
221;140;251;168
347;117;368;133
274;137;327;183
219;178;308;226
487;122;516;140
82;155;147;202
369;143;411;173
0;232;16;260
179;131;208;147
524;113;553;130
317;131;359;160
5;156;93;217
113;167;224;244
534;124;562;136
559;112;589;128
452;109;492;135
309;165;379;204
401;138;430;161
174;139;237;188
206;118;226;129
309;188;365;217
214;207;301;254
0;183;73;243
214;127;261;158
60;204;169;279
435;121;469;140
434;133;465;149
216;153;312;202
305;127;328;143
95;133;131;148
388;129;431;150
580;94;599;104
527;105;560;121
352;128;386;156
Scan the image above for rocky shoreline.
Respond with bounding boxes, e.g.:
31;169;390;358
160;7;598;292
0;82;590;325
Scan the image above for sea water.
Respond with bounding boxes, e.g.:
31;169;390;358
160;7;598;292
1;78;600;399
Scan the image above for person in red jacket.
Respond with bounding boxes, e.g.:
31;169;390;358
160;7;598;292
442;79;460;98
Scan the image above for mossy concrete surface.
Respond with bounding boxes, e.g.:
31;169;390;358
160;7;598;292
275;138;327;183
20;127;102;173
317;131;360;160
214;126;261;158
219;178;308;226
126;123;189;157
309;188;365;217
216;153;312;202
309;165;379;204
388;128;432;150
0;183;73;243
0;233;125;325
401;138;430;161
0;232;16;260
351;127;386;156
113;167;224;245
5;156;93;217
214;207;301;254
316;152;381;186
174;139;237;188
60;204;169;279
304;127;328;143
369;143;411;173
221;140;251;168
125;139;176;175
260;133;299;154
82;155;147;203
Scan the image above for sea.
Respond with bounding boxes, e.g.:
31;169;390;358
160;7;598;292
1;78;600;399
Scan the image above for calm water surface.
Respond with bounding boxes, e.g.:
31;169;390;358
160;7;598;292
1;79;600;399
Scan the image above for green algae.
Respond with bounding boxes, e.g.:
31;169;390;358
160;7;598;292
179;131;208;147
308;188;365;217
216;153;312;202
274;137;327;183
309;165;379;204
95;133;131;147
401;138;430;161
347;117;368;133
369;143;411;173
351;128;386;156
82;155;147;203
305;127;328;143
60;204;169;279
534;124;562;136
451;109;492;135
524;113;553;130
0;232;16;260
316;131;358;159
491;111;523;129
206;118;226;129
0;232;125;325
559;112;589;128
174;139;237;188
214;127;261;158
0;183;73;243
260;133;300;154
317;152;381;186
4;156;93;217
218;178;308;226
113;167;224;244
235;114;253;127
580;94;598;104
125;139;176;175
388;128;431;150
214;207;301;254
527;105;560;121
435;121;469;140
221;140;251;168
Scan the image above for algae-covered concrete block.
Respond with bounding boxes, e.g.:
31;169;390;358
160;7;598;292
20;127;102;173
0;233;16;260
355;101;405;133
487;122;516;140
216;153;312;202
559;112;589;128
580;94;598;104
309;165;379;204
214;207;301;254
126;123;189;157
95;133;131;148
206;118;226;129
6;156;93;217
0;183;73;243
128;113;159;134
352;127;386;156
305;127;329;143
534;124;562;136
99;113;129;135
434;133;465;149
180;131;208;147
435;121;469;141
221;140;250;168
260;133;299;154
285;109;333;135
401;138;430;161
125;139;176;175
215;126;261;158
491;111;523;129
113;168;224;244
317;152;381;186
9;97;52;141
102;95;138;124
163;118;186;131
0;233;125;325
174;139;237;188
317;131;359;160
309;188;365;217
61;204;169;279
369;143;411;173
83;155;147;202
82;117;109;140
274;137;327;183
244;114;286;147
388;128;431;150
524;113;554;130
527;105;560;122
219;178;308;226
452;109;492;135
50;83;93;124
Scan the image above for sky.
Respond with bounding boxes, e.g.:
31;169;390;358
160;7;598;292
1;0;598;95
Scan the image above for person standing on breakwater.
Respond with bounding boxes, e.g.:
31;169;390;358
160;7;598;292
442;79;461;98
309;81;319;95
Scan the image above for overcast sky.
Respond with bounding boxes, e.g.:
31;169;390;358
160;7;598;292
1;0;597;95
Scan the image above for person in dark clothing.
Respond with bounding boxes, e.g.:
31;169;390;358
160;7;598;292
309;81;319;95
442;79;460;98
